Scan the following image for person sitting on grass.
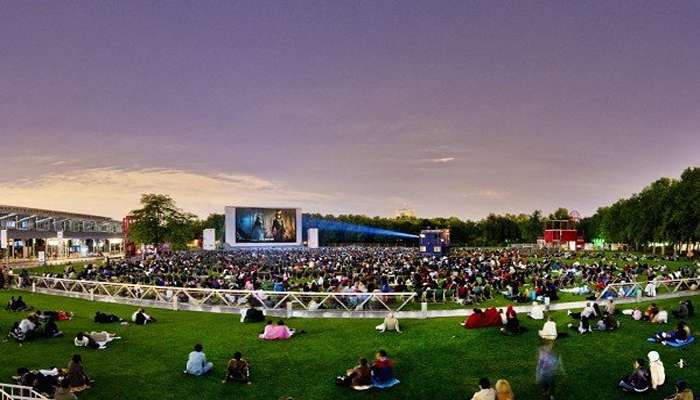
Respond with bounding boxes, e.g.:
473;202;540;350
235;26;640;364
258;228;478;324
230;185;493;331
495;379;514;400
643;303;659;321
67;354;91;392
376;313;401;333
19;316;38;337
665;380;693;400
647;351;665;391
538;317;558;341
528;302;544;320
132;308;156;325
605;299;618;315
336;358;372;389
618;358;651;393
259;320;295;340
6;296;31;312
43;318;64;338
567;302;596;320
371;349;399;388
470;377;496;400
74;331;121;350
501;305;525;335
224;351;251;384
651;308;668;324
241;305;265;323
654;321;691;344
185;344;213;376
594;312;619;331
53;378;78;400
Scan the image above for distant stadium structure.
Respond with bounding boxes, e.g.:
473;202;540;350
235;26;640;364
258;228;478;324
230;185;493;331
0;205;123;261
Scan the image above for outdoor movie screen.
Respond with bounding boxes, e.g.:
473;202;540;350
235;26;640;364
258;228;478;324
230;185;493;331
234;207;298;243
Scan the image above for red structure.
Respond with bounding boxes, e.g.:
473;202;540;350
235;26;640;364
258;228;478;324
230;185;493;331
541;220;584;249
122;215;137;256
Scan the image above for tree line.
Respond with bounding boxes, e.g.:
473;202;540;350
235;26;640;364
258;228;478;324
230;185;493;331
578;167;699;254
127;167;698;252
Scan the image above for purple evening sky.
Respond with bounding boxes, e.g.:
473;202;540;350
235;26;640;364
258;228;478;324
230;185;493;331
1;1;699;219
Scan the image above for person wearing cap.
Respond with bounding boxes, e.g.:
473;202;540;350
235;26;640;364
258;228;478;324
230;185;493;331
665;380;693;400
647;351;665;390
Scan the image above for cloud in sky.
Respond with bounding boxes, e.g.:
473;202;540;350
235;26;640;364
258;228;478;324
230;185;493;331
0;168;334;219
461;189;509;201
431;157;456;163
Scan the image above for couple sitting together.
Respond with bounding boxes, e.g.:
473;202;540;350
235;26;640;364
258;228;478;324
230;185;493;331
336;349;400;390
259;320;297;340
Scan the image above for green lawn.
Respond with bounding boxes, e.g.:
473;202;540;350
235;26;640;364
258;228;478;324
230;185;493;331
1;290;698;400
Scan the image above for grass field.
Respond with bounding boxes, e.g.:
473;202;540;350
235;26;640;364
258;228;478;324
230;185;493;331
1;290;698;400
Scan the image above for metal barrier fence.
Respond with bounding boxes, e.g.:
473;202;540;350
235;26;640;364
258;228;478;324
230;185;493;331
596;277;700;301
22;276;417;314
0;384;49;400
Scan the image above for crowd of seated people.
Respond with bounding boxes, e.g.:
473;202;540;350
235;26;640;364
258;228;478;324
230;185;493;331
32;248;698;312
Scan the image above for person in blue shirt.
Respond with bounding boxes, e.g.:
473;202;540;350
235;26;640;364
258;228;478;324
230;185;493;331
185;344;213;376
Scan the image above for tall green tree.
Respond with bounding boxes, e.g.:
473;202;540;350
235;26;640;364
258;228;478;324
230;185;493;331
129;194;196;250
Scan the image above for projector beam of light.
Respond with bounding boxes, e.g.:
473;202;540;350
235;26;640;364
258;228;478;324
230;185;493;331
305;218;419;239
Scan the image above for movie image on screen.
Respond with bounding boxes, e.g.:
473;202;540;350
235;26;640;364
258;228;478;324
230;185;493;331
235;208;297;243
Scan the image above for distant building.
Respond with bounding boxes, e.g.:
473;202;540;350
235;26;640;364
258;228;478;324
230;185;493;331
0;205;123;260
395;207;416;218
539;219;584;250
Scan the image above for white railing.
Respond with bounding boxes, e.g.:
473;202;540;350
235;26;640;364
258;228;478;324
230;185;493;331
21;277;417;314
0;384;49;400
596;277;700;301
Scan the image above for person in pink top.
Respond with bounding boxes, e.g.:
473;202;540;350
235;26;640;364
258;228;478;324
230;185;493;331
259;320;295;340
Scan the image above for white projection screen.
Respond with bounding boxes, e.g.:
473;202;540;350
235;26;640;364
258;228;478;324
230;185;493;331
225;206;302;247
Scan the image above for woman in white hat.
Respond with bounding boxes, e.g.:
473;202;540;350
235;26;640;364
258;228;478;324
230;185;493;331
647;351;665;390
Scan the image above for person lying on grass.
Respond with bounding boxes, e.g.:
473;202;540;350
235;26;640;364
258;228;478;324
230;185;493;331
336;358;372;389
14;366;61;397
223;351;251;384
654;321;691;344
618;358;651;393
74;331;121;350
94;311;122;323
132;308;157;325
185;343;213;376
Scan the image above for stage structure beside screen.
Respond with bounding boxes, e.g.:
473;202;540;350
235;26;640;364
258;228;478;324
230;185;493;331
202;228;216;251
307;228;319;249
225;206;302;247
